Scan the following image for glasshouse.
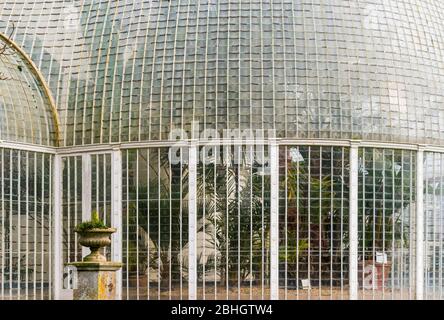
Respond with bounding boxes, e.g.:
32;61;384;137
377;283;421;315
0;0;443;300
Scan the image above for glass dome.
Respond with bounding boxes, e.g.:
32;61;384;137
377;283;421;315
0;33;59;146
1;0;444;146
1;1;444;302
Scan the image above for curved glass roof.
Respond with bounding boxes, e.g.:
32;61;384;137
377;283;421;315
1;0;444;146
0;33;58;146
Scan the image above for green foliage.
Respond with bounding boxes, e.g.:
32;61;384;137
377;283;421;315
283;147;413;276
124;147;414;286
75;210;108;232
197;159;271;285
92;210;100;224
283;148;349;281
357;149;412;256
127;148;271;285
279;238;309;263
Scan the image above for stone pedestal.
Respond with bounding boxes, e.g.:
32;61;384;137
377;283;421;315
67;261;122;300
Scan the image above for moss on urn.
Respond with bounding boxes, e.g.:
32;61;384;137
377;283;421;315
75;211;116;262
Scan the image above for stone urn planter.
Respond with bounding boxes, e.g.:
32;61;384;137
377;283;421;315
67;211;122;300
75;227;116;262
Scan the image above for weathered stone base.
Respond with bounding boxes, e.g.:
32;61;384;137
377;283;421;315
67;262;122;300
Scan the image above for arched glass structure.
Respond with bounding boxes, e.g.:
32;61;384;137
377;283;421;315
0;34;58;146
0;0;443;300
0;33;57;299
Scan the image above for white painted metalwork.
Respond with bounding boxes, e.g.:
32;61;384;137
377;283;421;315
120;147;189;300
2;140;444;301
188;143;197;300
278;144;349;300
0;149;4;299
81;154;92;258
111;150;123;300
269;141;279;300
2;0;444;302
52;155;62;300
356;148;415;300
0;149;53;300
3;0;444;302
416;149;424;300
420;150;444;300
349;145;359;300
52;139;444;156
0;141;56;155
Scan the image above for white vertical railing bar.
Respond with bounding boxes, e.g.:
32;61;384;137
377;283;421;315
371;149;376;300
431;154;436;297
400;150;405;299
17;152;21;299
424;154;429;299
307;146;312;300
214;146;217;299
48;154;53;300
147;149;151;299
127;151;131;299
382;149;386;300
188;143;198;300
269;141;279;300
95;155;99;224
349;145;359;300
179;150;185;300
67;158;71;262
225;148;229;300
168;149;172;300
202;147;206;300
111;149;123;300
180;149;184;299
341;148;345;299
361;149;366;299
136;150;140;300
391;150;395;299
416;149;424;300
329;148;334;300
237;146;241;300
25;152;29;300
296;147;300;300
157;151;161;300
103;155;108;259
440;154;443;300
319;147;322;300
81;154;92;258
52;155;63;300
1;149;4;300
261;144;266;300
307;147;311;299
284;146;288;300
409;151;414;299
40;155;44;300
249;145;254;300
9;151;12;299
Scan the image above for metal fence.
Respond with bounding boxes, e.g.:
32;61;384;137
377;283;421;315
0;148;53;300
1;141;444;300
424;152;444;300
279;146;349;300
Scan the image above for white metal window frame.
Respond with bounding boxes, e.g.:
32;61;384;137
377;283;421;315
1;138;441;300
52;150;121;300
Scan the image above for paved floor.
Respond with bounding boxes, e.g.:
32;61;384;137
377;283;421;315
0;286;418;300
